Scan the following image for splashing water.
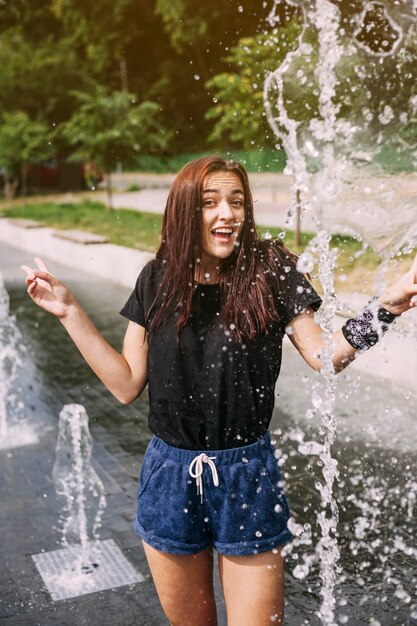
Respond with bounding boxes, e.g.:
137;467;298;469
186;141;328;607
264;1;417;624
265;0;417;258
52;404;106;572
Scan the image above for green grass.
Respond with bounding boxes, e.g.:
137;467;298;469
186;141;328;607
3;199;414;293
132;149;287;174
374;143;415;174
2;200;163;252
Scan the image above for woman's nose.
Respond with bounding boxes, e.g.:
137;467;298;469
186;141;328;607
218;200;234;219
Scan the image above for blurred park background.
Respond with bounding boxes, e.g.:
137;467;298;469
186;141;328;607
0;0;415;191
0;0;416;291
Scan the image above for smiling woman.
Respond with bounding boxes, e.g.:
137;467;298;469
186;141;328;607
200;172;245;278
150;156;302;342
20;156;417;626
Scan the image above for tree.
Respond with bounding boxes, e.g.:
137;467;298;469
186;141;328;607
0;111;54;198
62;86;170;207
0;19;87;125
50;0;142;90
205;21;302;150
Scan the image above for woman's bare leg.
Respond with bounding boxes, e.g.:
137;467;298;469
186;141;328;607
218;548;285;626
143;541;218;626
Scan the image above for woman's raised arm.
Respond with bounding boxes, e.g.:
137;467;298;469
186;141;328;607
286;252;417;374
21;257;148;404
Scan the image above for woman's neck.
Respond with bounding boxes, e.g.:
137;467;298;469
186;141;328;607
195;263;220;284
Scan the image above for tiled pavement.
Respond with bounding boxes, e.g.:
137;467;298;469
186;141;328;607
0;421;228;625
0;425;168;625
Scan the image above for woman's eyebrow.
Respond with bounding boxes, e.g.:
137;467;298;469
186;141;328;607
202;188;244;194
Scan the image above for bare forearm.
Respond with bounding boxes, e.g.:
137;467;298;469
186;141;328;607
60;302;137;402
331;329;357;373
295;329;357;374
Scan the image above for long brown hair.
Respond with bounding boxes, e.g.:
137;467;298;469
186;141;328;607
151;156;297;340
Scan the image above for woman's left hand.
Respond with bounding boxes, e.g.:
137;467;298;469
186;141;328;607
378;252;417;316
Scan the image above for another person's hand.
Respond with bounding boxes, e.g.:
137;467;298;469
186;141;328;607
20;257;76;319
378;252;417;316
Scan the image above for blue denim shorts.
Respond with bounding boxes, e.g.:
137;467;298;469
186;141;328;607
134;432;293;556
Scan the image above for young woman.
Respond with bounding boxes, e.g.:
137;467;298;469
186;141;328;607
21;157;417;625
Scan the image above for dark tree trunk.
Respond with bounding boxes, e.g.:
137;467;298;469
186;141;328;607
119;56;129;92
21;163;28;197
295;188;302;247
3;175;19;199
105;173;113;210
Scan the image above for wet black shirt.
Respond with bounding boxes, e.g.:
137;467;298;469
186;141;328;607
120;259;321;450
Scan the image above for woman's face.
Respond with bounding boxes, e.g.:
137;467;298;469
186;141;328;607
199;171;245;277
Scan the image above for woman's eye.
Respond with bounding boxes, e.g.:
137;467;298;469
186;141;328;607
203;200;215;207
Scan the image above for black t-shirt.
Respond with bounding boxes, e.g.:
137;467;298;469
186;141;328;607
120;258;321;450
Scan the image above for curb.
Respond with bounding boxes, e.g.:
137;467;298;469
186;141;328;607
0;218;153;289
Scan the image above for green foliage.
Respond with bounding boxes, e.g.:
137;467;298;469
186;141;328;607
0;1;414;174
155;0;264;57
371;26;417;173
62;86;170;174
126;183;141;192
0;28;84;123
155;0;208;53
132;149;286;173
50;0;140;79
0;111;54;195
205;21;302;149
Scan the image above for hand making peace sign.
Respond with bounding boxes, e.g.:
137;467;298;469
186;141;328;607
20;257;76;319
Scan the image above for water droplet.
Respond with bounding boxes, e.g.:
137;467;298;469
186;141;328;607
296;252;315;274
293;564;309;580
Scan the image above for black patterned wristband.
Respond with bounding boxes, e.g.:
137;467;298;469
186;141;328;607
377;305;398;324
342;299;399;351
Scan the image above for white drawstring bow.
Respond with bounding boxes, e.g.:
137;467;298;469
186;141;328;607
188;453;219;503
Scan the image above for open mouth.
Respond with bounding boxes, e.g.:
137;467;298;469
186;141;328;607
211;227;234;242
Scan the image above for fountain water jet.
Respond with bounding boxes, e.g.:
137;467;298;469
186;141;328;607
32;403;144;601
0;270;38;450
52;403;107;569
264;1;417;623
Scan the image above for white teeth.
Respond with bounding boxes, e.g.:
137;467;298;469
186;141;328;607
212;228;233;234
